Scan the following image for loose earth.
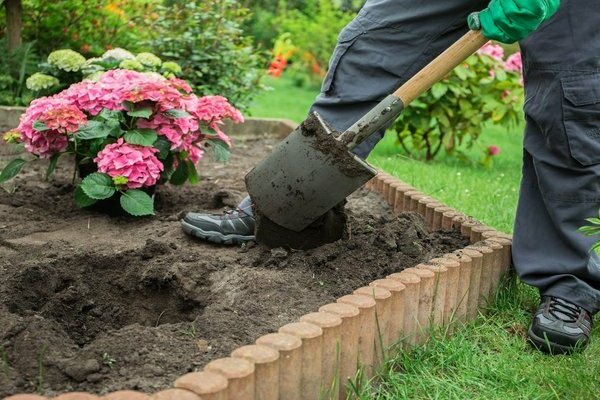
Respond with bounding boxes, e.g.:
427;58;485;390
0;135;467;397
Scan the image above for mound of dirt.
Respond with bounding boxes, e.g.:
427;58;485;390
0;135;467;397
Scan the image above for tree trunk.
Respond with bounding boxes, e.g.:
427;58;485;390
5;0;23;52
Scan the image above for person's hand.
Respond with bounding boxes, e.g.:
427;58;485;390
468;0;560;43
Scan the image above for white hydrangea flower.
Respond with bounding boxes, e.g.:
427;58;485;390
26;73;60;91
136;52;162;68
47;49;87;72
119;59;144;71
102;48;135;62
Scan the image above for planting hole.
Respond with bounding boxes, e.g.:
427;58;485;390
5;252;208;347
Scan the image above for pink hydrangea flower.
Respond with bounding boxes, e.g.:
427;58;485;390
180;133;205;164
39;105;87;134
487;145;501;156
477;42;505;61
17;96;83;157
137;114;199;150
504;52;523;73
94;138;164;189
193;96;244;125
167;77;193;94
60;80;126;115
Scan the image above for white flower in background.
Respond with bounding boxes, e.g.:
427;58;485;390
136;52;162;68
26;73;60;91
119;59;145;71
102;48;135;62
48;49;87;72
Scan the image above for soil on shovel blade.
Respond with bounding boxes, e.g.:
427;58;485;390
0;135;468;397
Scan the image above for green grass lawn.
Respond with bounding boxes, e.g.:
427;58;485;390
248;76;320;123
249;75;600;399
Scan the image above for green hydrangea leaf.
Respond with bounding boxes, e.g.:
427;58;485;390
76;120;121;140
120;189;154;216
186;160;199;184
74;186;98;207
127;107;153;119
169;159;188;185
165;109;191;119
0;158;26;183
80;172;116;200
209;139;230;163
33;120;50;132
153;136;171;159
45;153;60;180
124;129;158;146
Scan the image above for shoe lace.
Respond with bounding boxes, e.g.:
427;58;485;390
548;297;582;323
222;208;249;220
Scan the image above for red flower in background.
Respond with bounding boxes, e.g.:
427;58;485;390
487;145;501;156
267;55;288;78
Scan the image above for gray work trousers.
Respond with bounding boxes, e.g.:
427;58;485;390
245;0;600;312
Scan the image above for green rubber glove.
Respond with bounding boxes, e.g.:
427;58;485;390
468;0;561;43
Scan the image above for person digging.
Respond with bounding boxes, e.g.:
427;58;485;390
182;0;599;355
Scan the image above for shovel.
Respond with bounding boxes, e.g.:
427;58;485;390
245;30;488;234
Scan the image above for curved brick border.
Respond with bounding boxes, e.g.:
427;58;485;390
4;122;513;400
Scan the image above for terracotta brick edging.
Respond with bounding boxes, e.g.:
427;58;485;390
4;132;514;399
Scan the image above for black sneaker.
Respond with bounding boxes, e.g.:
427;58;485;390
527;296;593;355
181;209;255;245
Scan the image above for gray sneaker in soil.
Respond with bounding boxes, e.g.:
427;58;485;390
181;209;255;245
527;296;593;355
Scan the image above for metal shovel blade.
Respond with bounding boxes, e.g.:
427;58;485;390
245;112;377;232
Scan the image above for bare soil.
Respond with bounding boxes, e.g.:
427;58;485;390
0;135;467;397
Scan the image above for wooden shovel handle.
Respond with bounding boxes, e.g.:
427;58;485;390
394;30;488;105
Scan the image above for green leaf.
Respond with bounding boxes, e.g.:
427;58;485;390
153;136;171;159
98;109;123;121
80;172;116;200
74;186;97;207
209;139;230;163
120;189;154;216
165;109;191;118
127;107;153;119
454;66;468;80
186;161;199;184
76;120;121;140
169;159;188;185
431;83;448;99
45;153;60;180
492;107;507;122
33;120;50;131
0;158;26;183
124;129;158;146
160;153;175;181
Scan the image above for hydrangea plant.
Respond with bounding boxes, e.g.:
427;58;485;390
0;70;242;216
391;42;524;162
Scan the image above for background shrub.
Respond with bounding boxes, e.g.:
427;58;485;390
0;40;38;106
0;0;161;56
268;0;355;87
391;44;524;163
150;0;266;110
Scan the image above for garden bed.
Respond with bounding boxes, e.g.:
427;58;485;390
0;134;468;397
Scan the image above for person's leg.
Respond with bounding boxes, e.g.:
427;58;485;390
183;0;488;242
515;0;600;352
